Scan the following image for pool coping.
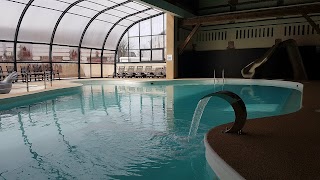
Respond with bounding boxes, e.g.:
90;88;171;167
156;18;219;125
0;81;83;109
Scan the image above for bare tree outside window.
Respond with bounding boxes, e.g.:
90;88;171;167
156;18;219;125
118;38;128;58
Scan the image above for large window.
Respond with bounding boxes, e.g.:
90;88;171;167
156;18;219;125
118;14;166;63
0;0;163;78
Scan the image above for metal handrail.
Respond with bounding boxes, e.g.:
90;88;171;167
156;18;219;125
222;69;225;84
213;69;216;84
22;71;52;92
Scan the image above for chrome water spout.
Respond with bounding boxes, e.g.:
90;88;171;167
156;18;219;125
189;91;247;136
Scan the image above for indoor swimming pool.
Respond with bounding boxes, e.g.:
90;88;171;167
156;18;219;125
0;80;302;179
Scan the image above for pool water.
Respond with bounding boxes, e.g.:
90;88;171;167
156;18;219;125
0;82;302;179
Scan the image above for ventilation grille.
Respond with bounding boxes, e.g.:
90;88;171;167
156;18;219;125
196;31;227;41
284;24;319;36
236;27;274;39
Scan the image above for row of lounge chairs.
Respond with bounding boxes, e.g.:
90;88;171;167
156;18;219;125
116;66;166;78
0;65;60;82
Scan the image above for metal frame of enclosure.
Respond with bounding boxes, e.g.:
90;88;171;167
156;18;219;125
0;0;165;79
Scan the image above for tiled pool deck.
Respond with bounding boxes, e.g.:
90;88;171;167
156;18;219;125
1;79;318;179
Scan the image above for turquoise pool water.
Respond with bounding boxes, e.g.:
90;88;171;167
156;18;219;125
0;81;302;179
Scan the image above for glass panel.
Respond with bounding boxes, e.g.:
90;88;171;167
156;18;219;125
91;50;102;63
91;64;101;77
82;20;113;48
80;48;91;78
119;19;133;27
114;3;139;14
58;0;78;3
30;44;50;62
52;46;78;62
140;19;151;36
16;43;33;61
19;6;61;42
128;50;140;62
0;1;25;40
53;62;78;78
146;9;162;16
69;3;98;17
117;33;129;61
80;48;91;63
152;35;164;48
107;9;128;17
104;26;127;50
128;37;139;49
103;63;114;77
152;49;163;61
54;13;90;45
80;63;90;78
141;50;151;61
69;47;78;62
126;16;142;22
94;0;127;6
102;50;115;77
140;36;151;49
128;24;139;37
52;46;70;62
78;1;116;11
129;2;149;11
13;0;29;3
152;15;164;35
0;62;14;77
135;12;151;19
0;42;14;62
0;43;4;62
103;50;114;64
32;0;70;11
90;50;101;77
97;13;121;24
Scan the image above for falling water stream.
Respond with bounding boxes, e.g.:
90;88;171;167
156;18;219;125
188;97;211;139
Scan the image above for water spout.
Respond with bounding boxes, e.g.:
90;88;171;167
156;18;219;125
188;91;247;138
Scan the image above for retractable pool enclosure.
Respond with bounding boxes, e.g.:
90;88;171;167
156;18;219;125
0;0;165;78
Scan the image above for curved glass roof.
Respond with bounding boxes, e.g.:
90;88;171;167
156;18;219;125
0;0;163;50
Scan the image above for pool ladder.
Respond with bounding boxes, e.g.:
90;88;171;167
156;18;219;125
213;69;225;85
24;71;52;92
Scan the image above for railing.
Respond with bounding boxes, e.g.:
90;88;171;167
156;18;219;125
213;69;225;85
23;71;52;92
213;69;216;84
222;69;225;84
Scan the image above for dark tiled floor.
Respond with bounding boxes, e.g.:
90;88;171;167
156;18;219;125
207;81;320;179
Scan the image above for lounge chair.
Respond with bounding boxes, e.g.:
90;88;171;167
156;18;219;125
135;66;146;78
32;64;44;81
116;66;126;78
125;66;136;78
0;71;18;94
6;66;14;74
154;67;165;78
145;66;154;78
